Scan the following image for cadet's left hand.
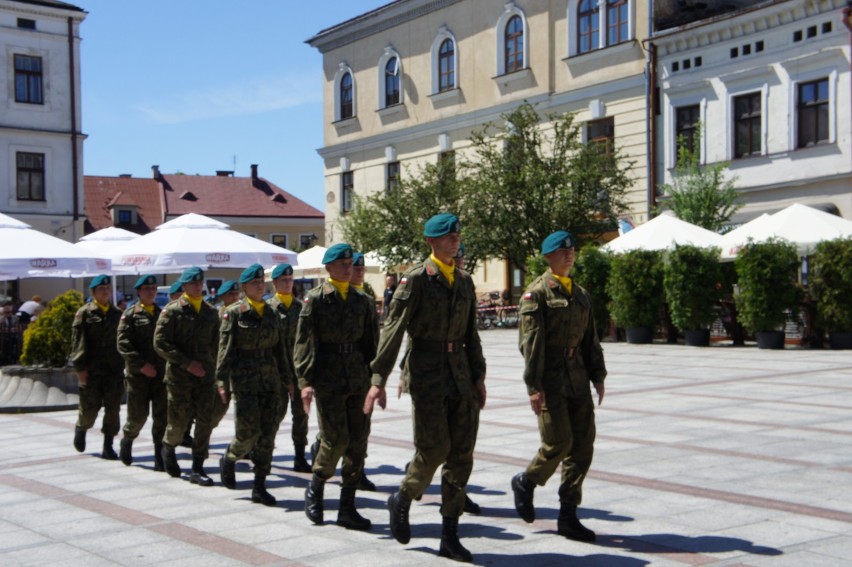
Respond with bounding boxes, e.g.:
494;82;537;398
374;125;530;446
475;378;487;409
301;386;314;415
594;382;605;406
217;386;229;404
363;385;387;415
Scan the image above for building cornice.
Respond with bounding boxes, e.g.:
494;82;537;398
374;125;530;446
0;0;86;21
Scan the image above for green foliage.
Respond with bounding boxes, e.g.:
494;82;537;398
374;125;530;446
20;289;83;367
662;245;722;331
574;245;612;336
810;238;852;331
523;254;548;288
733;238;800;333
607;250;663;329
659;130;742;233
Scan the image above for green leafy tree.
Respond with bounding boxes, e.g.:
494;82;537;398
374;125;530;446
20;289;83;367
659;132;742;232
573;245;613;338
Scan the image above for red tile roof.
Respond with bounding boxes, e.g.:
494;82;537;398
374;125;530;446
83;176;163;234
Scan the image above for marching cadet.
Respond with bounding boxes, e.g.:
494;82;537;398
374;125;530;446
71;274;125;460
168;280;183;302
117;275;166;470
217;264;288;506
216;280;240;313
511;230;607;542
296;243;379;531
154;266;220;486
267;263;311;473
365;213;486;563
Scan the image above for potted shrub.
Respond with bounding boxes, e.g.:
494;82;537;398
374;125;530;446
574;245;612;340
20;289;83;366
663;244;722;346
734;238;800;349
810;238;852;349
607;250;663;344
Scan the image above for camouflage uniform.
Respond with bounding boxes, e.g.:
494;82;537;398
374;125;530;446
267;294;307;443
71;301;125;436
216;299;287;474
154;296;219;459
294;282;379;487
370;258;486;518
117;303;166;443
518;271;607;506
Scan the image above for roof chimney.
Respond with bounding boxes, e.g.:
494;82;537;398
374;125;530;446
151;165;160;179
251;164;258;180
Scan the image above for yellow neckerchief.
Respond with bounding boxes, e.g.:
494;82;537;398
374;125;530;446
247;296;266;317
94;299;110;314
140;303;155;316
552;272;573;295
183;293;203;313
275;292;293;309
431;254;455;287
328;277;349;300
352;283;364;291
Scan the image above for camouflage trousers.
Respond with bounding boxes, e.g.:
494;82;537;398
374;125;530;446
210;396;230;429
524;393;596;507
225;391;281;475
278;385;309;446
122;372;167;443
162;377;216;460
76;371;124;437
401;388;479;518
313;390;371;488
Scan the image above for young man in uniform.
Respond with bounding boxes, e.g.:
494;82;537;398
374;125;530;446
71;274;125;459
511;230;607;542
117;274;167;470
365;213;486;563
296;244;379;531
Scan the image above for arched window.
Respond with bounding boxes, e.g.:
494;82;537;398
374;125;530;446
340;72;353;119
438;38;455;92
505;15;524;74
385;57;400;106
578;0;599;54
607;0;629;46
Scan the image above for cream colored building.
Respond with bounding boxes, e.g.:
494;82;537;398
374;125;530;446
308;0;650;298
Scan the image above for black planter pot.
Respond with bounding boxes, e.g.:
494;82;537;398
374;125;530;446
626;327;653;344
684;329;710;347
755;330;785;350
828;331;852;350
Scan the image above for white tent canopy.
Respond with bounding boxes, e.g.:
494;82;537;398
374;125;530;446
722;203;852;258
280;245;384;279
74;227;139;275
601;213;725;253
111;213;297;274
0;212;111;280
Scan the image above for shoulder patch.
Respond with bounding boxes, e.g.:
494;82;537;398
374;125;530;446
223;312;229;320
400;276;408;285
523;292;534;300
120;315;126;320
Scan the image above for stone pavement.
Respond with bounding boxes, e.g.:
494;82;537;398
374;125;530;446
0;331;850;566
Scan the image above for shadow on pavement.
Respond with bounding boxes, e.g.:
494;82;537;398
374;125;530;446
598;533;783;556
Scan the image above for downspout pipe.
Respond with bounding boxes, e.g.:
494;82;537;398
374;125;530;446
68;17;79;224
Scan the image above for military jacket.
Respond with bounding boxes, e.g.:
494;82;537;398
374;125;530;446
216;299;288;395
267;294;301;380
370;258;486;397
154;297;219;385
117;303;165;377
294;282;379;393
70;302;124;374
518;271;607;397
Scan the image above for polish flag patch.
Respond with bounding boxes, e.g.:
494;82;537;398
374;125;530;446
400;277;408;285
523;292;533;300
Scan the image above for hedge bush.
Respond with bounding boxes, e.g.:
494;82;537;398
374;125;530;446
20;289;83;367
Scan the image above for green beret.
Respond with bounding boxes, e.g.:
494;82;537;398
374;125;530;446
271;263;293;279
541;230;575;255
218;280;237;295
455;243;465;259
133;275;157;289
239;263;265;284
89;274;111;288
168;281;183;295
322;243;353;264
178;266;204;284
424;213;460;237
352;252;365;266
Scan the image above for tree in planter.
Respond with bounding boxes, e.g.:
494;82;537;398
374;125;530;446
663;244;722;345
20;289;83;367
734;238;801;347
574;245;612;340
810;238;852;348
607;250;663;342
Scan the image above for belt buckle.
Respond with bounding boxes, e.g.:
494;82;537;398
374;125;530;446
341;344;353;354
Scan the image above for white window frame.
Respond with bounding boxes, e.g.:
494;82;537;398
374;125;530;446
431;26;459;95
567;0;635;58
299;233;317;250
665;93;707;169
378;46;403;109
333;62;356;122
789;70;837;151
270;233;288;248
726;86;769;160
496;2;529;76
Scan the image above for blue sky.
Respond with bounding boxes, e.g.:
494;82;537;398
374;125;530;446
79;0;388;211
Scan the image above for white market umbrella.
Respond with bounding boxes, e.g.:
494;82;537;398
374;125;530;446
0;212;111;279
111;213;297;274
287;245;383;279
601;213;724;253
75;227;139;275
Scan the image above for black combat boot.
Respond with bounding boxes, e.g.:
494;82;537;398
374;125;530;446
102;435;118;460
161;444;182;478
251;472;276;506
511;472;536;523
358;472;377;492
439;516;473;563
310;438;320;464
119;437;133;466
387;490;412;544
337;486;371;531
73;427;86;453
557;502;596;542
293;443;311;473
304;474;325;525
189;456;214;486
153;442;164;472
219;455;236;489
